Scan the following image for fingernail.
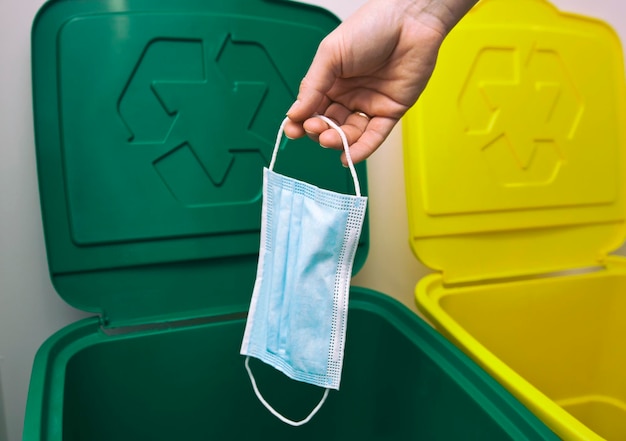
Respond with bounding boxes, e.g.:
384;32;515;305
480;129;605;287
319;142;330;149
286;100;300;116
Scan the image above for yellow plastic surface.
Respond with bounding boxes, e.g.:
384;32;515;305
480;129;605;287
404;0;626;283
416;258;626;441
403;0;626;439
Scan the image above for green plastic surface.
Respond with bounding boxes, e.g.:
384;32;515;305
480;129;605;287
23;288;558;441
31;0;368;327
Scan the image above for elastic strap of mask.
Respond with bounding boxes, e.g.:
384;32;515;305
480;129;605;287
269;115;362;197
245;356;330;426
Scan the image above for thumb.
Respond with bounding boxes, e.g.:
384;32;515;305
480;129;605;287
287;38;340;121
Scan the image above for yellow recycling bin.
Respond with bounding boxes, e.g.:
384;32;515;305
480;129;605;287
403;0;626;440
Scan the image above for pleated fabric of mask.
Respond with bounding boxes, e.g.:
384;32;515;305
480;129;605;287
240;115;367;426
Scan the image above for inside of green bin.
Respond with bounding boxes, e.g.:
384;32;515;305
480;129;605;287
435;268;626;440
61;302;524;441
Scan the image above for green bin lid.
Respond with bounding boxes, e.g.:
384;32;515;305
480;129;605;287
31;0;368;328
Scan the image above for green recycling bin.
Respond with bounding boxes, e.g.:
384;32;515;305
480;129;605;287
24;0;557;439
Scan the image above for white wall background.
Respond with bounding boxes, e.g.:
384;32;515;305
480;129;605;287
1;1;625;440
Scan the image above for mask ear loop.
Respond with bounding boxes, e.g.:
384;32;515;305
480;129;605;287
245;356;330;427
246;115;361;426
269;115;362;197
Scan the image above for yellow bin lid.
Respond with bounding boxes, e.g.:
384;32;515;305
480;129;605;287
403;0;626;284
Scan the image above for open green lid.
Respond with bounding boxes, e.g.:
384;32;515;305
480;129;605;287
31;0;368;327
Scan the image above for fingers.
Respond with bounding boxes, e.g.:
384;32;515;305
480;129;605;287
299;105;364;144
339;117;396;165
299;110;396;165
283;67;334;140
283;118;306;140
282;26;398;163
296;103;350;144
287;36;339;123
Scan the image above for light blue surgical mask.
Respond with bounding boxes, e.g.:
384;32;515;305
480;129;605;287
240;115;367;426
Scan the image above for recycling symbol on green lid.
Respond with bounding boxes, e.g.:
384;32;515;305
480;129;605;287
119;35;293;206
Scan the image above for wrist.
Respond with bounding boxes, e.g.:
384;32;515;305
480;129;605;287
402;0;478;36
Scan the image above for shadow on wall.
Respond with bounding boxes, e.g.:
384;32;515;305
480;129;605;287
0;366;7;441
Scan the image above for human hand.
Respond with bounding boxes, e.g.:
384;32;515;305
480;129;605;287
284;0;477;164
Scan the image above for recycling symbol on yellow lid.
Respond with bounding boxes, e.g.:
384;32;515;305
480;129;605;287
459;44;584;187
